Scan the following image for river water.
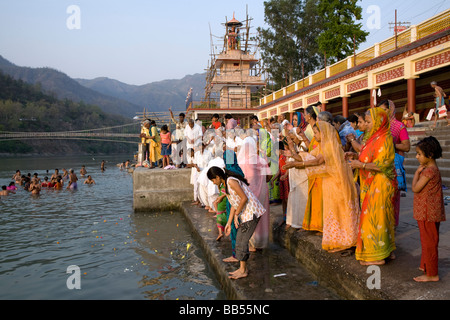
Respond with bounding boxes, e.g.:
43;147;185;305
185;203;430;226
0;155;225;300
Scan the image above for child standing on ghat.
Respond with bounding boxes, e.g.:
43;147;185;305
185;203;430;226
207;166;266;280
160;124;172;168
412;136;446;282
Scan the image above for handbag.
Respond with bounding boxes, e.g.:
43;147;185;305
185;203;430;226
438;105;447;118
426;108;434;121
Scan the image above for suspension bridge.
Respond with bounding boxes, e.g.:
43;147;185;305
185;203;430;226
0;110;185;144
0;122;143;144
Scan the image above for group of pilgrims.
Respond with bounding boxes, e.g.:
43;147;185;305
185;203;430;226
139;100;445;282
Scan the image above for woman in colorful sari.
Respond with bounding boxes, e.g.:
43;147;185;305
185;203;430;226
148;120;162;168
259;125;279;205
289;121;359;251
303;106;319;143
237;129;270;251
302;106;323;233
349;107;397;265
378;100;410;227
291;111;309;141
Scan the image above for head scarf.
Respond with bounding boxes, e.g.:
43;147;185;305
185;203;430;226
387;100;396;121
312;106;319;117
387;99;406;144
315;121;357;196
226;118;237;130
360;107;396;181
292;112;307;131
299;112;308;131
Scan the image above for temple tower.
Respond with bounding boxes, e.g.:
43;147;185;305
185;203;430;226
205;12;265;109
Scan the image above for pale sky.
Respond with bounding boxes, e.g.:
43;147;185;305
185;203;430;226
0;0;448;85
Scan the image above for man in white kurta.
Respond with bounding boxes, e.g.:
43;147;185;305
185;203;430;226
184;119;203;153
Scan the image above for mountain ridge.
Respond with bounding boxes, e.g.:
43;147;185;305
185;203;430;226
0;55;206;117
75;72;206;113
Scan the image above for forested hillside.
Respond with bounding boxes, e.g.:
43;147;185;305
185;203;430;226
0;55;142;117
0;71;136;155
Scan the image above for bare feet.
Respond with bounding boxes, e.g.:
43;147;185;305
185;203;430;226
359;260;385;266
216;233;223;241
229;268;248;280
413;274;439;282
223;256;239;263
191;201;200;206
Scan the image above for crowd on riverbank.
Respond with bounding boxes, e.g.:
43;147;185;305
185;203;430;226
139;96;447;282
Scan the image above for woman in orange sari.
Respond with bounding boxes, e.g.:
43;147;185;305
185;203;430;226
349;107;397;265
302;106;323;233
287;121;360;252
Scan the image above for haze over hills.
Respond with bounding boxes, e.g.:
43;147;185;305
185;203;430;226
75;73;206;114
0;55;206;118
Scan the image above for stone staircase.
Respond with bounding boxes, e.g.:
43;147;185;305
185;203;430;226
405;119;450;198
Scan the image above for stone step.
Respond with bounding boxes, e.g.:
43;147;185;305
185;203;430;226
403;157;450;167
404;164;450;179
405;174;450;197
404;151;450;159
408;131;450;143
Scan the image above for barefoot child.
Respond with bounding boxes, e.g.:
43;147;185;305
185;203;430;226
412;136;446;282
207;166;266;280
160;125;172;168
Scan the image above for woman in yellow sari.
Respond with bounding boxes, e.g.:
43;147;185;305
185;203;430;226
287;121;360;252
349;107;397;265
302;106;323;233
148;120;162;167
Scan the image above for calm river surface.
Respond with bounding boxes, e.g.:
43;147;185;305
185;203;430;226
0;155;225;300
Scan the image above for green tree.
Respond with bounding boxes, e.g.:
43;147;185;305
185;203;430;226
316;0;368;64
257;0;324;89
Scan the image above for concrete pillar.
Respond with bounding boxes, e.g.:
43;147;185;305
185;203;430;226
370;89;376;108
407;78;416;113
411;25;417;42
374;43;380;57
321;102;327;112
342;96;349;118
138;143;145;165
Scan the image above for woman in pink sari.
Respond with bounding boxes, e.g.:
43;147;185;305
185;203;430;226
237;129;270;250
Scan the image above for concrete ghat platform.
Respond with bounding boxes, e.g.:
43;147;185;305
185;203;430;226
179;202;340;300
133;167;193;212
180;191;449;300
133;168;449;300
